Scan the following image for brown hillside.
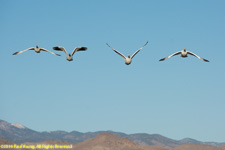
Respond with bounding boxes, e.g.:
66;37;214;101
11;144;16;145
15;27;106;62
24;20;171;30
220;144;225;150
0;138;14;145
73;132;142;150
174;144;221;150
142;145;170;150
37;139;72;145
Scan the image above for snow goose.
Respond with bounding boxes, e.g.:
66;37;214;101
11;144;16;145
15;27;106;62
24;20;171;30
106;41;148;65
159;48;209;62
13;45;60;56
53;46;87;61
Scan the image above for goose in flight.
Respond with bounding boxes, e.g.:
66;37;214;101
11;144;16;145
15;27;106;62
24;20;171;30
159;48;209;62
13;45;60;56
53;46;87;61
106;41;148;65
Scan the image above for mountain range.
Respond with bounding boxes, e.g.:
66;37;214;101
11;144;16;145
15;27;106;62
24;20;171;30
0;120;224;149
1;133;225;150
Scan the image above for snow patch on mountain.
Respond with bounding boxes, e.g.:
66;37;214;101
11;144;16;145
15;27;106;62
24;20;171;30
11;123;26;129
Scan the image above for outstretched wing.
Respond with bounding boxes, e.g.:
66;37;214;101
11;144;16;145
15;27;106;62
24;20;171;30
53;46;68;56
159;51;181;61
106;43;126;60
41;48;61;56
131;41;148;59
71;47;87;56
12;47;35;55
187;51;209;62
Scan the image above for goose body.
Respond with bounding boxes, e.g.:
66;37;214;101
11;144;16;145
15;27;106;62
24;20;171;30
159;48;209;62
106;41;148;65
124;56;132;65
13;45;60;56
53;46;87;61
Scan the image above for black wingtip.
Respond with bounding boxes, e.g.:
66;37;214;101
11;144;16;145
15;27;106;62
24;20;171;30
159;58;165;61
53;47;61;51
13;52;18;55
80;47;87;51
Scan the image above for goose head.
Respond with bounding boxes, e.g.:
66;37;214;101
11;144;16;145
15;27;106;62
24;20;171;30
128;55;131;58
36;45;39;48
184;48;186;52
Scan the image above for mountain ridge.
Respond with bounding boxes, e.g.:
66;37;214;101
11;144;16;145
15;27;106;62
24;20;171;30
0;120;224;148
1;133;225;150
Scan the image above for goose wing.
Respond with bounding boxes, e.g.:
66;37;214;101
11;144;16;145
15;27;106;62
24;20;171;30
53;46;68;56
71;47;87;56
13;47;35;55
131;41;148;59
159;51;181;61
40;48;61;56
106;43;126;60
187;51;209;62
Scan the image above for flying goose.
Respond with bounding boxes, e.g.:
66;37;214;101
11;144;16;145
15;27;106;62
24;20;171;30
53;46;87;61
106;41;148;65
159;48;209;62
13;45;60;56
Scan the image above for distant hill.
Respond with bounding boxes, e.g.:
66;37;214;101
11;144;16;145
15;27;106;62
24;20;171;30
0;119;224;148
73;132;141;150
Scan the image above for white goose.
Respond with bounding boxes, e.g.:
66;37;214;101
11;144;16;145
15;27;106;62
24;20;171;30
106;41;148;65
13;45;60;56
53;46;87;61
159;48;209;62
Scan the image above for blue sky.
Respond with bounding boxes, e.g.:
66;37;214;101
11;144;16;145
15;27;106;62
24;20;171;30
0;0;225;142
